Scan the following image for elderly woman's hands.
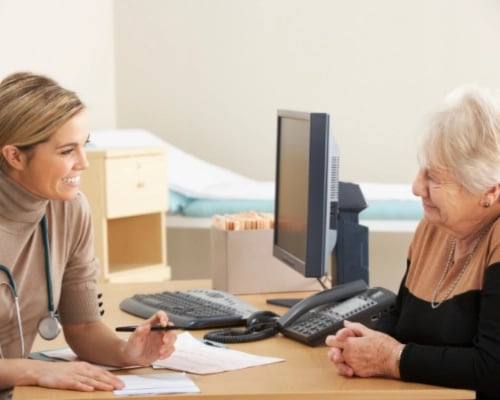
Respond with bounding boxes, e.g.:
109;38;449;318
325;320;404;379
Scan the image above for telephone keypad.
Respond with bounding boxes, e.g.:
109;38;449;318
288;313;342;335
277;286;397;346
286;297;380;337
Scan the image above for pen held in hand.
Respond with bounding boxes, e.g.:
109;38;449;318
115;325;181;332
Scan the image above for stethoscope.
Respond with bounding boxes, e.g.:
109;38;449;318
0;215;61;359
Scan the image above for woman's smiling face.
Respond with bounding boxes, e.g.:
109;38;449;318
412;167;485;237
8;110;90;201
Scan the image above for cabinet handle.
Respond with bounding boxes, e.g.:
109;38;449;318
137;182;145;188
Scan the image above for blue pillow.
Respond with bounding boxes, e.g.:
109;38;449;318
169;190;422;221
182;199;274;217
168;190;193;214
360;200;423;220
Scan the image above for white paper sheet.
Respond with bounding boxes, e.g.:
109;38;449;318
152;332;284;374
113;372;200;396
37;333;284;376
36;348;138;371
39;347;78;361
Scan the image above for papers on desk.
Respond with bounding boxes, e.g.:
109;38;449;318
32;332;283;396
32;347;78;362
30;348;135;371
113;372;200;396
152;332;284;374
31;348;200;396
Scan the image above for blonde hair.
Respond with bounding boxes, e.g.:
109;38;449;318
0;72;84;170
418;85;500;194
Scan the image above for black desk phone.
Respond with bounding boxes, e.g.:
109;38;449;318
277;280;396;346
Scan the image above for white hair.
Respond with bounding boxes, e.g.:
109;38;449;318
418;85;500;194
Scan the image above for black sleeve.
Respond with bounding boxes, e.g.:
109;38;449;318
400;263;500;398
373;261;408;336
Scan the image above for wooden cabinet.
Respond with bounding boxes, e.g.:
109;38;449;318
80;147;169;282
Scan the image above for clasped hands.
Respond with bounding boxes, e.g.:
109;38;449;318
325;320;404;379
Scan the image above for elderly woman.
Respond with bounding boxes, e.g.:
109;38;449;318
326;85;500;400
0;72;176;398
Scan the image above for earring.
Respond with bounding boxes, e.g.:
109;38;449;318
483;201;491;208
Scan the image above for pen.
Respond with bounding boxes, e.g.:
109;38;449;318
115;325;181;332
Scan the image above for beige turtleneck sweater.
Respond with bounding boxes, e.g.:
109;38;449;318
0;169;100;360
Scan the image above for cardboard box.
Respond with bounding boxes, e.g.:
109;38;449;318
211;228;323;294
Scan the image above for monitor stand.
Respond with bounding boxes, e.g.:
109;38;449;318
265;263;332;309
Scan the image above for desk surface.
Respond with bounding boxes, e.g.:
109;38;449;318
14;280;475;400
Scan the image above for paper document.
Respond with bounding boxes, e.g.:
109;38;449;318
37;347;78;362
32;348;137;371
153;332;284;374
34;332;284;376
113;372;200;396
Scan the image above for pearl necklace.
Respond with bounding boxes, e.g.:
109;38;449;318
431;230;487;309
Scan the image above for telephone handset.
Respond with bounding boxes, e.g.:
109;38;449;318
278;280;396;346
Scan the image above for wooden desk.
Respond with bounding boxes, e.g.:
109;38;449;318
14;281;475;400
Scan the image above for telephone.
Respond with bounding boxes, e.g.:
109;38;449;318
277;280;396;346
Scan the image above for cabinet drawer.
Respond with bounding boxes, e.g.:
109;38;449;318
105;155;167;218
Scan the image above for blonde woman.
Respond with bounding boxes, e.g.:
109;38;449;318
0;72;176;398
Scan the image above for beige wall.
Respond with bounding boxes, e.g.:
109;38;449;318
114;0;500;184
0;0;116;129
1;1;500;185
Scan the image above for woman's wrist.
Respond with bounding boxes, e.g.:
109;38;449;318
394;344;405;379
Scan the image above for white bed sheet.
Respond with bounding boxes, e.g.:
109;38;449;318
89;129;420;232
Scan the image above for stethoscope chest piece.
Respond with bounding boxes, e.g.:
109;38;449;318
38;314;61;340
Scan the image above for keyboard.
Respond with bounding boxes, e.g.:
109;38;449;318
119;289;260;329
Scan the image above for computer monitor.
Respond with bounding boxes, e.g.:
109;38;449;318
273;110;339;279
273;110;369;293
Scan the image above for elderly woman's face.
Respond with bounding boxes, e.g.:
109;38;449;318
412;167;483;234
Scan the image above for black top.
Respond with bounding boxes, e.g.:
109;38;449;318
376;219;500;400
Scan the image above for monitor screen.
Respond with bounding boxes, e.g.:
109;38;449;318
273;110;339;278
